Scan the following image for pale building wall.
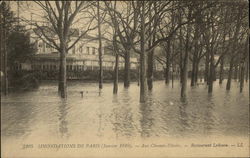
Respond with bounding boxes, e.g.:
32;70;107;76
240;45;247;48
27;29;139;71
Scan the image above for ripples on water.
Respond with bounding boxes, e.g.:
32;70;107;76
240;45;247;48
1;80;249;141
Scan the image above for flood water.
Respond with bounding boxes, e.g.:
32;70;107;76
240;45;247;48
1;80;249;142
2;80;249;157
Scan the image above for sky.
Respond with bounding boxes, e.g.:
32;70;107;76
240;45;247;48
8;1;110;37
7;1;163;53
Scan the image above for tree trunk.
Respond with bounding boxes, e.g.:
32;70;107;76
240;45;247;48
4;34;8;95
139;45;147;103
213;66;216;81
140;2;147;103
238;64;241;82
98;46;103;90
245;60;249;82
208;51;214;93
2;11;8;95
191;18;199;87
147;50;154;90
241;36;249;88
245;37;249;82
178;6;183;84
113;53;119;94
60;46;67;98
179;49;183;84
172;65;174;88
171;40;175;88
4;25;8;95
191;55;197;87
195;60;199;83
233;64;239;80
165;40;170;84
238;66;242;82
181;19;191;99
97;1;103;89
124;49;130;88
137;65;140;86
219;57;224;84
204;52;209;84
58;60;62;92
0;12;3;93
226;58;234;90
240;62;245;93
244;37;249;83
147;3;155;91
181;46;188;99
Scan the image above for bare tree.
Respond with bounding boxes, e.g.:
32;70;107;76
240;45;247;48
113;36;119;94
181;6;192;99
139;1;147;102
147;2;157;90
30;1;96;98
190;6;202;87
0;2;17;95
0;2;8;95
226;3;246;91
97;1;103;89
240;37;248;92
104;1;140;88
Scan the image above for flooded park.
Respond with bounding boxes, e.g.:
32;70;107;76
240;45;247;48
1;79;250;157
1;0;249;157
1;80;249;141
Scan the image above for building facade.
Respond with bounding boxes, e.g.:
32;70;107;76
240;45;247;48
20;28;138;73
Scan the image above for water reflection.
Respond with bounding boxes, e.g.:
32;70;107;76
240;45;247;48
1;99;35;139
178;98;189;136
1;80;249;142
139;92;154;138
110;89;135;138
95;92;106;137
58;100;69;139
203;94;215;136
97;111;103;137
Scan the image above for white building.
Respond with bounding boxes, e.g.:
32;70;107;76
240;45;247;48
21;28;138;73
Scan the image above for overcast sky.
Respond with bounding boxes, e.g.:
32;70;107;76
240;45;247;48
8;1;113;38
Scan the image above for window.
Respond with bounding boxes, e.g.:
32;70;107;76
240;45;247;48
87;47;90;55
92;47;95;55
43;43;45;52
38;42;43;47
79;47;83;53
73;46;76;54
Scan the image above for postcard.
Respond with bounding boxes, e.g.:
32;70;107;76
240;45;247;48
1;1;249;157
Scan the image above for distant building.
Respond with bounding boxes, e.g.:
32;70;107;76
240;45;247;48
19;28;138;73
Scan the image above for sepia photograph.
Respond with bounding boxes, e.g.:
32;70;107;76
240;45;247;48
1;0;249;157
